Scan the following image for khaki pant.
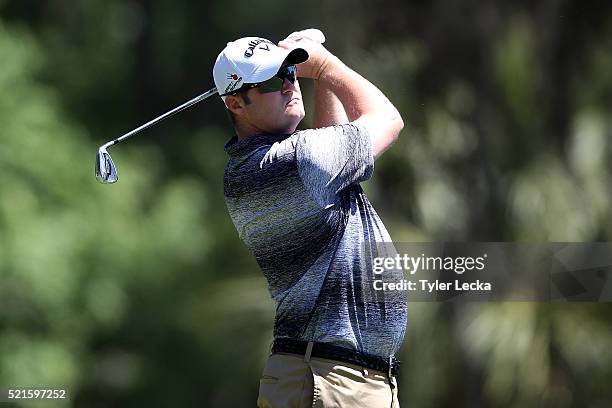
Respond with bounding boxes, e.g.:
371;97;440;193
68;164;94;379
257;351;400;408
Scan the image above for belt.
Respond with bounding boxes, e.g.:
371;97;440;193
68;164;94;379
271;338;400;378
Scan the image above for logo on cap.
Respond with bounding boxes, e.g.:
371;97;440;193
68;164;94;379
224;75;243;94
244;38;273;58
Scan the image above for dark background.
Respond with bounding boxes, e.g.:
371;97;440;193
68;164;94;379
1;0;611;406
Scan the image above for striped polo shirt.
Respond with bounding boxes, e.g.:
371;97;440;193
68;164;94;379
223;123;407;358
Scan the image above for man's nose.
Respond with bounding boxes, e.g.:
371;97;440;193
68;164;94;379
281;78;298;93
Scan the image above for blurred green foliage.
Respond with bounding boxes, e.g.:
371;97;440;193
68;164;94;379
1;0;612;407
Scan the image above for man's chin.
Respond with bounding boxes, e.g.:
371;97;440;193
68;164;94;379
277;118;303;134
288;107;305;121
272;108;304;134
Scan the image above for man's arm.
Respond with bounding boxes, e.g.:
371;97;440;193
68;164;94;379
313;79;349;127
317;56;404;159
279;38;404;159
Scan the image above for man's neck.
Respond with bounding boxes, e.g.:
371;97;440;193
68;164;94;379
236;122;263;141
235;123;298;140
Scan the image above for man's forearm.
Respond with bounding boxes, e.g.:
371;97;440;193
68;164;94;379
318;56;404;158
313;79;349;128
319;56;400;122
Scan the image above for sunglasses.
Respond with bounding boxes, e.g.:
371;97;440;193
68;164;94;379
231;65;297;95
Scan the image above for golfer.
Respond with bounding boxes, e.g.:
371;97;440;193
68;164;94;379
214;30;407;407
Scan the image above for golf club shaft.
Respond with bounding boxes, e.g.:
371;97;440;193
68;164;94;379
103;87;218;149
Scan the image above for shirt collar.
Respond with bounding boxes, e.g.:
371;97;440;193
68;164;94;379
224;132;293;157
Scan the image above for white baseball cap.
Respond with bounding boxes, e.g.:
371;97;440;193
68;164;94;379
213;37;308;100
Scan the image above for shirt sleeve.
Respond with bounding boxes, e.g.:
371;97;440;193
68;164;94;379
295;122;374;207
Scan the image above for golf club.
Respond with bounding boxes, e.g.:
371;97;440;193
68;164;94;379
95;87;218;184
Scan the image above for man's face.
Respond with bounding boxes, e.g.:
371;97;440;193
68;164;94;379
231;74;305;135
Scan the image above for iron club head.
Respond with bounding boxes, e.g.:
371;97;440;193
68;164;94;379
94;87;217;184
95;147;118;184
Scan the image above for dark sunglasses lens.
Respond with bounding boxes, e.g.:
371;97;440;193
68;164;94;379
255;65;297;94
279;65;297;83
256;76;284;93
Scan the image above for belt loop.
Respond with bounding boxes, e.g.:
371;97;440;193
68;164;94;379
304;341;314;363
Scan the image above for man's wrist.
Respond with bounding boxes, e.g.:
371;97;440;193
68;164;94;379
317;55;344;81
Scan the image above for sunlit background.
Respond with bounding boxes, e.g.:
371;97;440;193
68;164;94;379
1;0;612;406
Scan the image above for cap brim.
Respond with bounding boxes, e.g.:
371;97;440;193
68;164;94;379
247;47;309;84
283;47;309;66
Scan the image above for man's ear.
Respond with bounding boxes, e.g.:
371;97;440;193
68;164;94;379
225;95;244;116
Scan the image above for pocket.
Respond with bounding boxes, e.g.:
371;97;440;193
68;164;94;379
260;374;279;385
306;364;321;407
258;354;313;407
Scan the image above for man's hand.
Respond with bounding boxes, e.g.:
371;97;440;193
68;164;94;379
278;32;333;80
284;28;326;44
